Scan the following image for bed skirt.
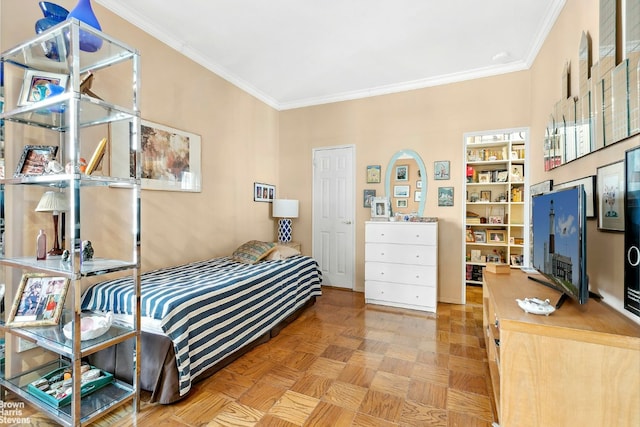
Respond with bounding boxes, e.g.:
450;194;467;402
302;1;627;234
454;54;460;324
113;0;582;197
87;296;316;404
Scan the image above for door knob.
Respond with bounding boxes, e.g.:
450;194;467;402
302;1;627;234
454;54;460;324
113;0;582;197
343;220;352;224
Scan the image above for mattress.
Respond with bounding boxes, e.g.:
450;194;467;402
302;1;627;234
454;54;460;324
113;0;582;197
81;256;322;397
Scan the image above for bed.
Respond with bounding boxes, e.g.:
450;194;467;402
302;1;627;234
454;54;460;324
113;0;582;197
80;246;322;404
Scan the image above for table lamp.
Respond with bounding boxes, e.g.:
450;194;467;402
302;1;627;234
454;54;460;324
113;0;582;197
272;199;299;243
35;191;67;255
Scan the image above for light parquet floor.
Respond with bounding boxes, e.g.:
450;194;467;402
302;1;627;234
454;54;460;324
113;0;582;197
11;285;495;426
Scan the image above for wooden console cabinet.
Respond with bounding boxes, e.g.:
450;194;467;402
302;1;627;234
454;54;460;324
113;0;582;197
483;270;640;427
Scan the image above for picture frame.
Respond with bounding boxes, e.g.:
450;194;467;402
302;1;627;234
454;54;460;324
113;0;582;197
396;199;408;208
7;273;70;327
488;216;503;224
473;230;486;243
438;186;454;207
480;190;492;202
530;179;553;196
434;160;450;180
85;137;108;175
18;70;68;106
510;254;523;266
597;160;625;231
394;185;410;197
465;228;475;242
363;189;376;207
366;165;381;183
371;197;390;219
254;182;276;202
478;172;491;183
510;164;524;182
14;145;58;177
496;170;509;182
416;180;422;189
111;120;202;191
554;175;596;218
488;230;507;243
414;191;421;202
395;165;409;181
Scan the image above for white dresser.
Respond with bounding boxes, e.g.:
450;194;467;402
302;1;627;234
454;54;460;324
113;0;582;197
365;221;438;313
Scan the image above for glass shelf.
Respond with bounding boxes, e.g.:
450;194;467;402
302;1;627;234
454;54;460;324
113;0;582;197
1;173;137;187
0;312;135;358
2;19;137;75
0;257;137;278
0;359;134;427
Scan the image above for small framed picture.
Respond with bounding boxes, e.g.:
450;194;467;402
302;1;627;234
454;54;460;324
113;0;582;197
510;254;523;266
478;172;491;183
414;191;422;202
510;165;524;182
85;137;108;175
488;230;507;242
395;165;409;181
371;197;390;219
416;180;422;189
394;185;410;197
465;228;475;242
488;216;503;224
438;187;454;207
530;180;553;196
473;230;486;243
480;190;492;202
396;199;408;208
7;273;70;327
254;182;276;202
14;145;58;177
366;165;381;183
18;70;68;106
434;160;450;180
597;160;625;231
363;189;376;208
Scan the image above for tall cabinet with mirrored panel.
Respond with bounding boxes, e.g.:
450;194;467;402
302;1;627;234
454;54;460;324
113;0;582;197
463;128;530;287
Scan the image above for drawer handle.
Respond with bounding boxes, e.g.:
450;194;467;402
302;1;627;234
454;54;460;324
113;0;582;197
381;252;385;256
380;233;385;237
415;255;420;258
415;275;420;279
380;272;384;275
416;234;420;238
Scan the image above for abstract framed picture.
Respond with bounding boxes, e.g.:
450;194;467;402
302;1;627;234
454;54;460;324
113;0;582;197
140;120;202;192
366;165;381;183
254;182;276;202
7;273;70;327
438;187;454;207
18;70;68;106
597;160;625;231
434;160;450;180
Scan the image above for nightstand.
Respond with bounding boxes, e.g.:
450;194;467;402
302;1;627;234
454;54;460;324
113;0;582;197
275;241;301;252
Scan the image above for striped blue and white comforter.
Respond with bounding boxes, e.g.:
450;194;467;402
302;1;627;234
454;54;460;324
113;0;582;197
81;256;322;397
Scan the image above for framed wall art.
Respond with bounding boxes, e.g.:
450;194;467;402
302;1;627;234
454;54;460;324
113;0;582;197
554;175;596;218
530;179;553;196
395;165;409;181
254;182;276;202
393;185;410;197
396;199;408;208
434;160;450;180
18;70;68;106
366;165;381;183
14;145;58;177
363;189;376;207
597;160;625;231
371;197;390;219
7;273;70;327
438;187;454;206
488;230;507;243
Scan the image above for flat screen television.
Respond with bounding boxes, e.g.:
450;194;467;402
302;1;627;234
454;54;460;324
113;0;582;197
530;185;589;307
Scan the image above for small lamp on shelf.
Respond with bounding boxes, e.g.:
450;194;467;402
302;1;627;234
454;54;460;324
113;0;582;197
35;191;67;256
272;199;299;243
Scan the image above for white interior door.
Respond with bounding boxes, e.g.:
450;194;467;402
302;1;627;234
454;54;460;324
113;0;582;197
312;146;355;289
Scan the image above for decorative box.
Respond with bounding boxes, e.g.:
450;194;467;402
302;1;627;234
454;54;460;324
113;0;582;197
486;263;511;274
27;366;113;408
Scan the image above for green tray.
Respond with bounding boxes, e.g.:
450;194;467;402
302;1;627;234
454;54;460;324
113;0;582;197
27;366;114;408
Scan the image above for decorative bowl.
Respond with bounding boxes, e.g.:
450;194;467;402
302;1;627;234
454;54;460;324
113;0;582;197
63;312;112;341
39;2;69;22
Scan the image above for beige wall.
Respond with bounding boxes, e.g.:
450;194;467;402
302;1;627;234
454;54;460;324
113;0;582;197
2;0;637;320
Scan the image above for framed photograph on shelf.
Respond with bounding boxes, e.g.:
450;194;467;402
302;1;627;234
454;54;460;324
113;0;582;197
7;273;70;327
465;228;475;242
395;165;409;181
554;175;596;218
14;145;58;177
480;190;491;202
394;185;410;197
18;70;68;106
597;161;625;231
438;187;454;206
254;182;276;202
363;189;376;208
510;164;524;182
473;230;486;243
478;172;491;183
488;230;507;243
371;197;390;219
366;165;381;183
434;160;450;180
85;137;108;175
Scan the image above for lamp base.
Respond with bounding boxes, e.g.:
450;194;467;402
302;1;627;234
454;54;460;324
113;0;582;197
48;247;64;256
277;218;292;243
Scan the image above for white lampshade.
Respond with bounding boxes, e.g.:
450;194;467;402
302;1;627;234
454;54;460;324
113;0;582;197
35;191;67;213
272;199;299;218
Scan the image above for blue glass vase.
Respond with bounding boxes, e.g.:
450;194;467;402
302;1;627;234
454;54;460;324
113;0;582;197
66;0;103;52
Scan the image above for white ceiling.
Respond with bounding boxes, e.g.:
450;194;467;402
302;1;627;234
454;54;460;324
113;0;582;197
96;0;566;110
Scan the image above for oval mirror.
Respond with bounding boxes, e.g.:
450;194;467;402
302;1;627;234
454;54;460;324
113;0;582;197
385;149;427;217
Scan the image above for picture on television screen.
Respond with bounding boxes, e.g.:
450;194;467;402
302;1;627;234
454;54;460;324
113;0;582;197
531;185;588;304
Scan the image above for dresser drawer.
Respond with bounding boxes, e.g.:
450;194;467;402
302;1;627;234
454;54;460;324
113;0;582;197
365;223;437;245
365;261;436;287
365;242;436;265
365;280;436;311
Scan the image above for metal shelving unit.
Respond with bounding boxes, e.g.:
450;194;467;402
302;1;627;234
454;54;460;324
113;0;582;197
0;19;140;426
